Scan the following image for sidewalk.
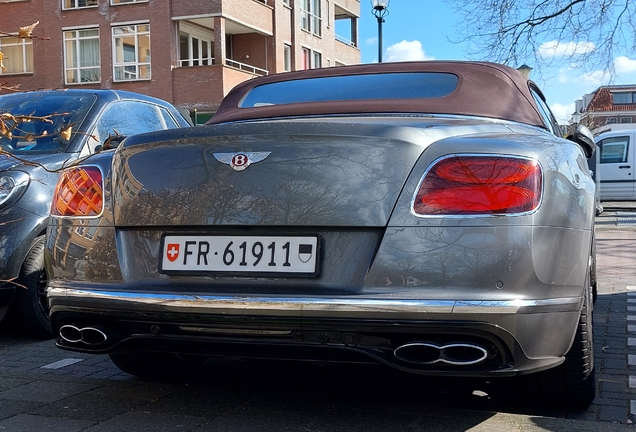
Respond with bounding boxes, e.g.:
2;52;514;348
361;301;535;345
592;209;636;424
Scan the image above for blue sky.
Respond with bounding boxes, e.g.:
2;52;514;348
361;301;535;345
353;1;636;124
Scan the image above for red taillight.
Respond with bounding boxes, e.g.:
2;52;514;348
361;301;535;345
413;156;542;215
51;166;103;217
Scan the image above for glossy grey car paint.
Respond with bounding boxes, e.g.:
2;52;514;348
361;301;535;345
45;62;596;407
0;89;192;335
47;118;593;356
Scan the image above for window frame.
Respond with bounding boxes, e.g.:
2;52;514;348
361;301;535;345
283;44;292;72
312;50;322;69
111;22;151;82
300;0;322;36
63;27;101;85
62;0;99;10
301;47;311;70
612;92;636;105
0;36;33;75
599;136;630;164
178;22;214;67
110;0;149;5
530;86;560;136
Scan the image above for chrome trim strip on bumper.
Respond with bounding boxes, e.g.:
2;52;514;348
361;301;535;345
48;287;583;318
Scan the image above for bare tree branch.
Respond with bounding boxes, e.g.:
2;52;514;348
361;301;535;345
448;0;636;81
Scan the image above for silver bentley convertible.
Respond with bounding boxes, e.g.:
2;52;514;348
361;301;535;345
45;61;597;409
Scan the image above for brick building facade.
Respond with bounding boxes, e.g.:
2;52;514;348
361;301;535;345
574;85;636;133
0;0;360;122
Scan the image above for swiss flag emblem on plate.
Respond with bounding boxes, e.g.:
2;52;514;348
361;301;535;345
166;243;180;262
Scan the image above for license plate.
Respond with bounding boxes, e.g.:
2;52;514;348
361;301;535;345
160;235;320;276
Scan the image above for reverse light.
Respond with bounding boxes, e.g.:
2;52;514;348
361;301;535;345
413;155;542;215
51;166;103;217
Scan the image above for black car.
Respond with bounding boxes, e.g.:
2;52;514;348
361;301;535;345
0;89;192;337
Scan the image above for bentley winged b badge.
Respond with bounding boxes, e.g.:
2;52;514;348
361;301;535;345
213;152;271;171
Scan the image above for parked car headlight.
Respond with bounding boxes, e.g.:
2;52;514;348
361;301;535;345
0;171;30;207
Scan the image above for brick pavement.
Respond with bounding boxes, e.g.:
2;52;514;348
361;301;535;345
590;207;636;425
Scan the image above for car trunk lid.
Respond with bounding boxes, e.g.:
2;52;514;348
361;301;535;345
111;123;429;227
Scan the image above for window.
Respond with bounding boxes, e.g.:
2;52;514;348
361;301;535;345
179;22;213;67
283;44;291;71
93;101;180;141
612;92;636;104
301;47;310;70
0;37;33;75
313;51;322;68
0;92;97;154
599;136;629;164
283;0;290;5
607;117;618;124
63;0;98;9
301;0;322;36
530;88;559;135
239;72;459;107
85;101;180;155
621;117;632;123
112;23;150;81
64;28;100;84
111;0;148;4
300;47;321;70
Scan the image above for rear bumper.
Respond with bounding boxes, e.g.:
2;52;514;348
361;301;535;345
48;287;582;316
48;286;582;377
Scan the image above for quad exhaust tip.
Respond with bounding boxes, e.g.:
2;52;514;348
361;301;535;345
59;324;108;346
394;342;489;366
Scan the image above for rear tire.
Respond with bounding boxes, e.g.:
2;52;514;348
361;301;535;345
591;235;598;303
109;352;206;379
10;236;52;338
530;277;596;410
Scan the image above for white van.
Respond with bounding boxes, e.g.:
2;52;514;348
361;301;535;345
595;128;636;200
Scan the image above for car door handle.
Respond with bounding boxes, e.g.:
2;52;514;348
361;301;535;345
619;165;631;169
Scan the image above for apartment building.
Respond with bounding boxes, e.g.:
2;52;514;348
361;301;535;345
573;85;636;133
0;0;360;122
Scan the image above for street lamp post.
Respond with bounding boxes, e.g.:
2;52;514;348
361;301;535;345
517;64;533;78
371;0;390;63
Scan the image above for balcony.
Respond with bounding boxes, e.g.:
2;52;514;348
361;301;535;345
172;62;266;112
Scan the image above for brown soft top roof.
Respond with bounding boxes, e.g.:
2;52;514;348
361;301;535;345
208;61;547;129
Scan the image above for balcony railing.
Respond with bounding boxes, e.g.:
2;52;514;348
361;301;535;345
179;58;214;67
335;34;356;47
225;59;268;76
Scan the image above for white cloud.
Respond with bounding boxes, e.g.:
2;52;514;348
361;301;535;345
550;102;575;124
366;37;378;46
615;56;636;74
554;68;572;83
538;41;596;58
384;40;434;62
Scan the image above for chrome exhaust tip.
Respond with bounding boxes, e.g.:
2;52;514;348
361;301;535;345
59;324;82;344
59;324;108;345
394;342;489;366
